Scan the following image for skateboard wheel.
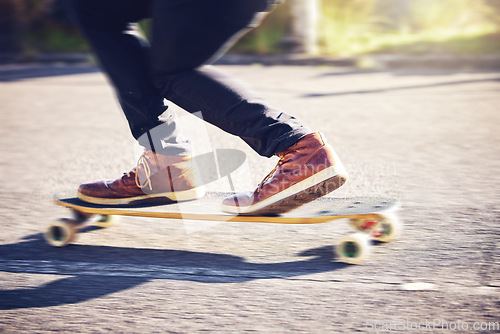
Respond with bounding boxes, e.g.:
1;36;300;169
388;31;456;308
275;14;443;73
372;213;401;242
94;214;115;228
349;213;401;243
336;233;371;264
45;218;77;247
375;214;402;242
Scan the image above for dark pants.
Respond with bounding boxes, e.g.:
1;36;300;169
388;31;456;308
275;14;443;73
68;0;310;157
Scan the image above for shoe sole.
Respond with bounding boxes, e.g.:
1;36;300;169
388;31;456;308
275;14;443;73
251;174;347;216
221;165;348;216
77;186;206;206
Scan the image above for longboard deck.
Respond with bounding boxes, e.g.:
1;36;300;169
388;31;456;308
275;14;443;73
49;192;402;263
55;192;399;224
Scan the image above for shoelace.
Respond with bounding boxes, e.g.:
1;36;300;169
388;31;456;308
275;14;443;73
135;153;153;190
123;151;154;191
257;153;285;191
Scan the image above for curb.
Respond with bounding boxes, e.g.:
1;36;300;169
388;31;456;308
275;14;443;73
215;53;357;67
1;52;500;70
366;54;500;70
217;54;500;70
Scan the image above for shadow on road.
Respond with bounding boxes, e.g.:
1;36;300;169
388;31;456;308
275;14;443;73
302;77;500;98
0;233;348;310
0;65;100;82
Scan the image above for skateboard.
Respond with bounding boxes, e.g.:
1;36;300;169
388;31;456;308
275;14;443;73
46;192;401;264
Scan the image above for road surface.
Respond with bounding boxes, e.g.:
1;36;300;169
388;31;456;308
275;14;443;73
0;64;499;332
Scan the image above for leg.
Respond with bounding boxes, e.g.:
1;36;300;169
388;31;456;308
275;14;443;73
149;0;310;157
148;0;347;214
74;0;347;210
67;0;190;154
70;0;205;204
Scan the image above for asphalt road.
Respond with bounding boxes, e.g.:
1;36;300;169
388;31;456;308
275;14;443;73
0;64;499;333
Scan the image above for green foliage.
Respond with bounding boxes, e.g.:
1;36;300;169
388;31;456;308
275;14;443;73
318;0;384;56
232;4;290;54
25;23;89;53
0;0;90;56
5;0;500;57
411;0;496;31
231;0;500;56
318;0;500;56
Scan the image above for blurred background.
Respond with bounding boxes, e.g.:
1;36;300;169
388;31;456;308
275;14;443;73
1;0;499;64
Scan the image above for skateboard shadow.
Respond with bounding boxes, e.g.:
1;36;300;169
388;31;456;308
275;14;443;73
0;233;348;310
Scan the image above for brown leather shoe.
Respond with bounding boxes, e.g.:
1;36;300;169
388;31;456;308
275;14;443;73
78;150;205;205
221;133;347;215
